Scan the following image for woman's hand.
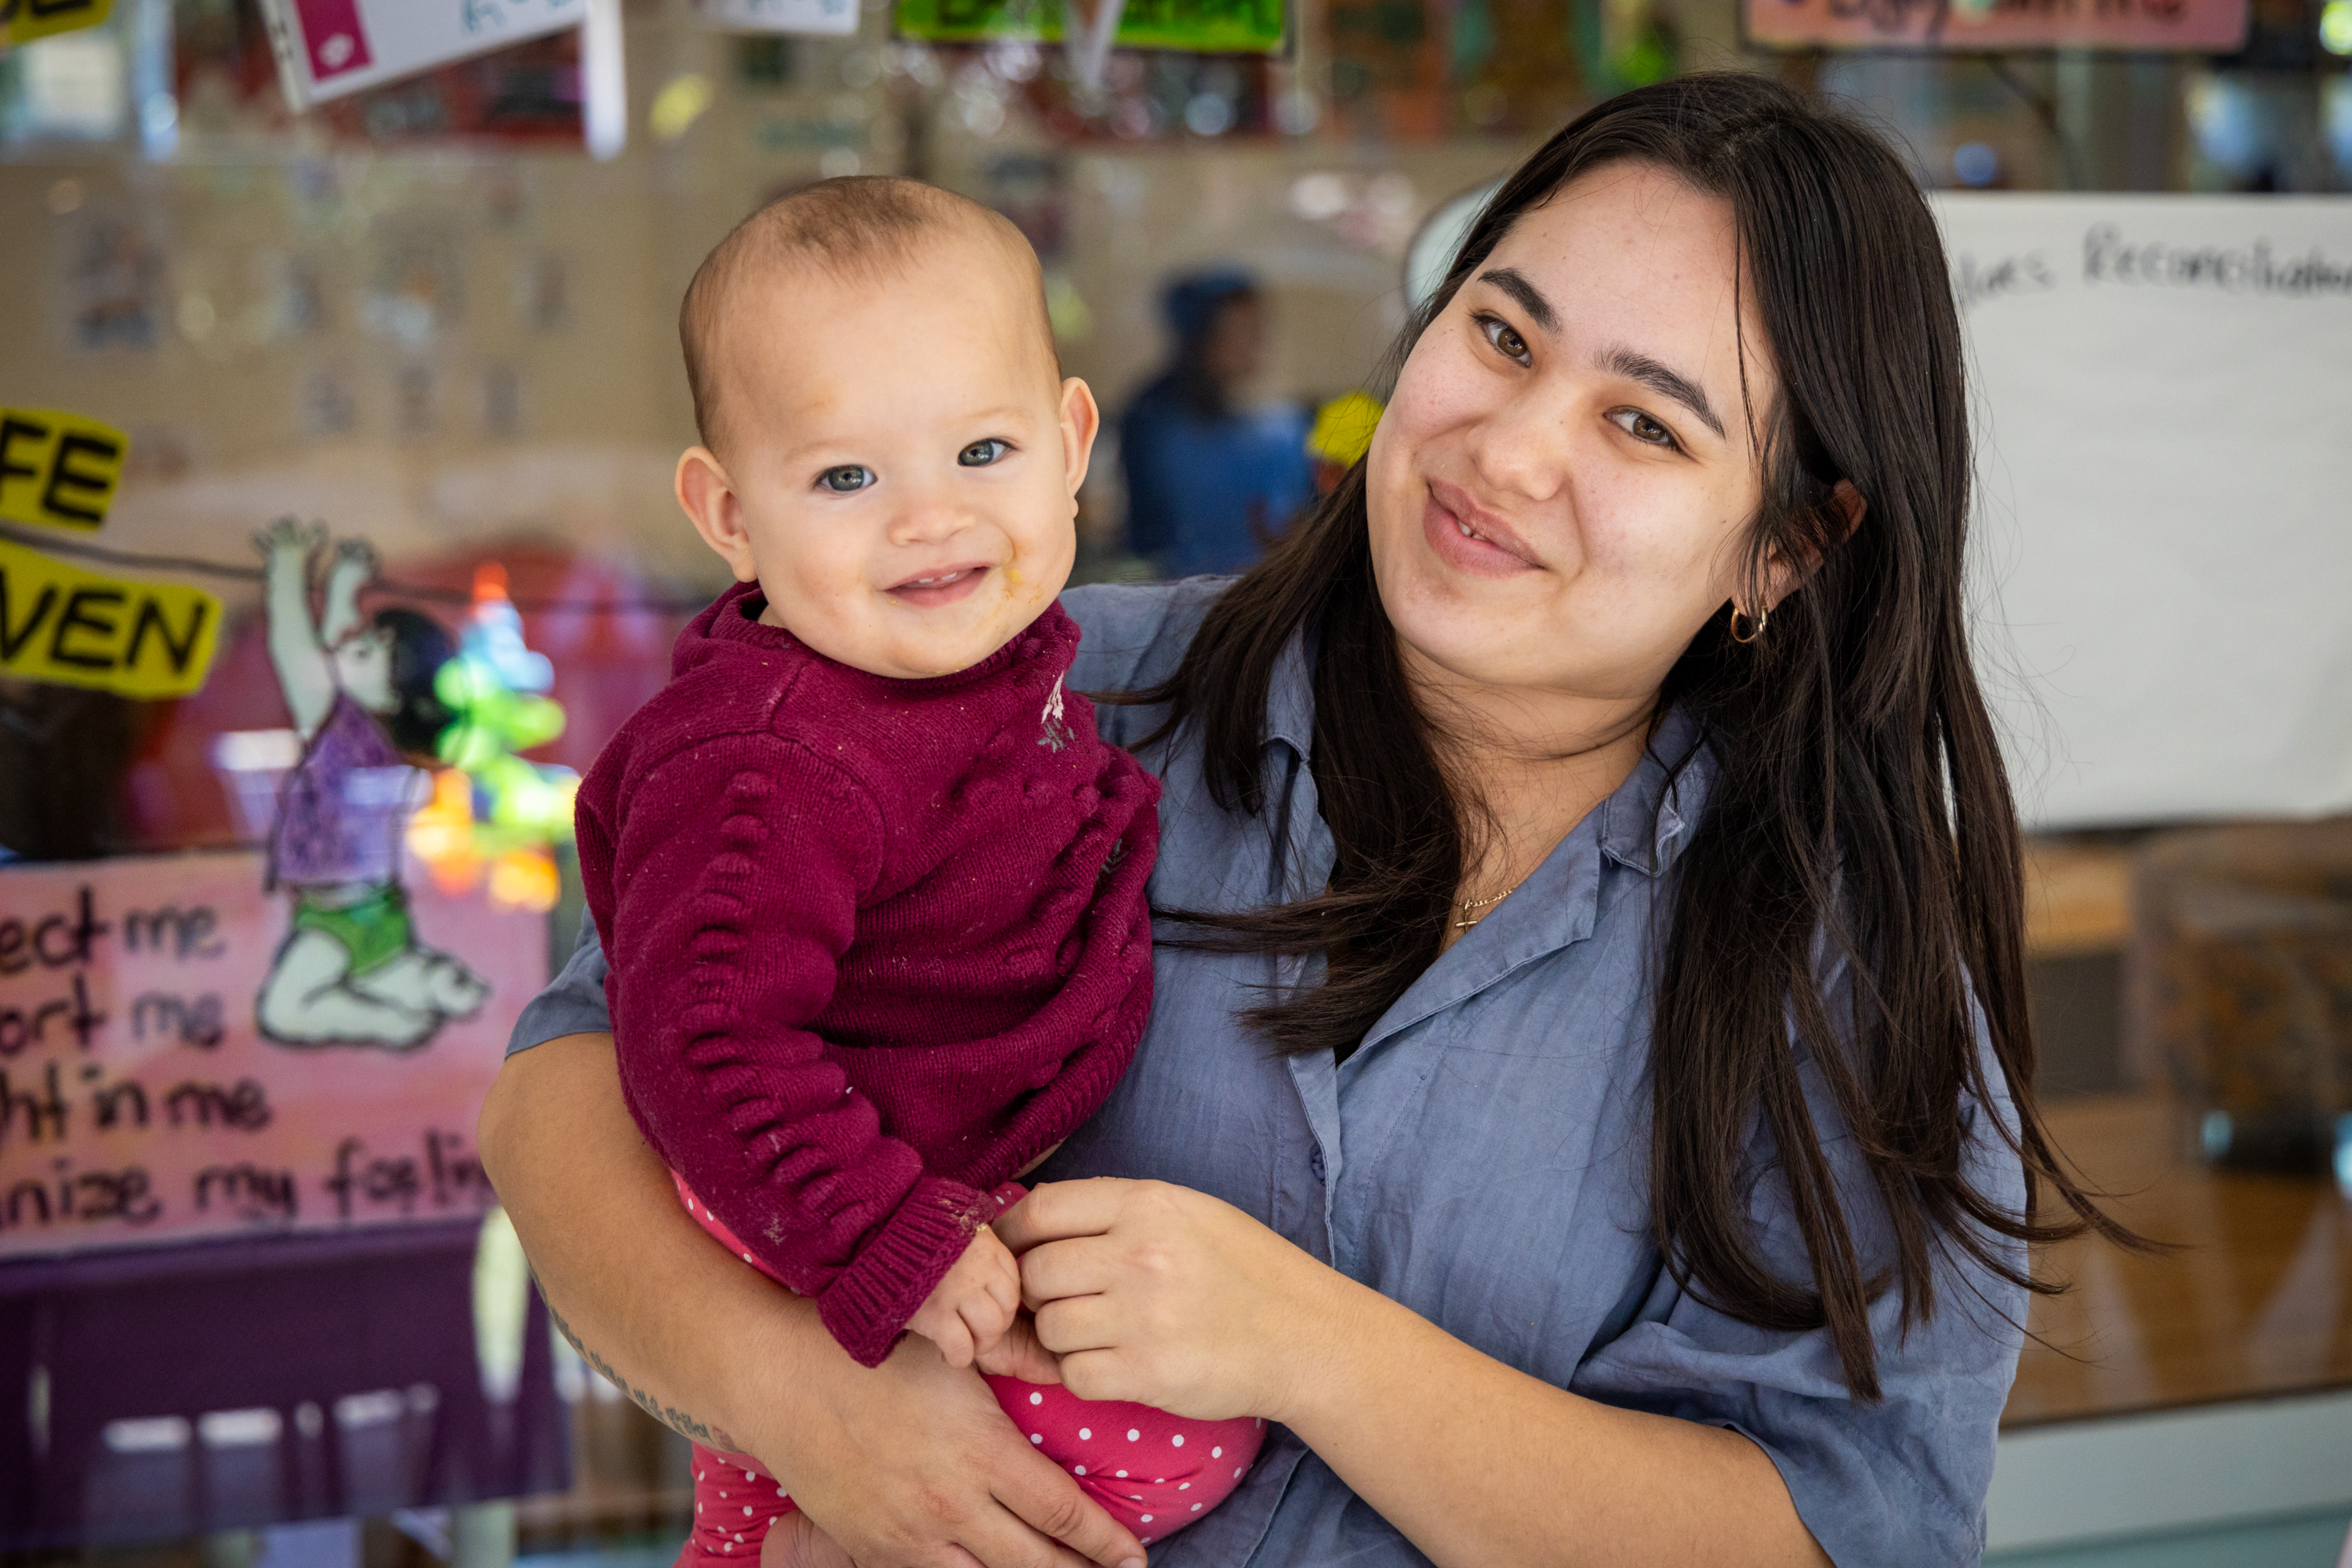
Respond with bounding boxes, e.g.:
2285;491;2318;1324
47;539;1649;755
997;1178;1350;1424
754;1327;1140;1568
252;514;321;565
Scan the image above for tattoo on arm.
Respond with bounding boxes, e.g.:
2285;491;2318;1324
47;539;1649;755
546;1300;740;1452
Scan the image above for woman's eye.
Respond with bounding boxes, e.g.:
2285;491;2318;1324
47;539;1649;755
1479;314;1530;364
958;438;1009;467
818;465;874;493
1608;408;1679;449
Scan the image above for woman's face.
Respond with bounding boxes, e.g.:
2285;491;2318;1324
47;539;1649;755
1367;162;1777;717
333;627;400;716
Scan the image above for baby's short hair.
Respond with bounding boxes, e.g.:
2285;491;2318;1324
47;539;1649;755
679;176;1054;453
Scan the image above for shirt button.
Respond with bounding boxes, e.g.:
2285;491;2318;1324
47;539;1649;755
1308;1146;1325;1181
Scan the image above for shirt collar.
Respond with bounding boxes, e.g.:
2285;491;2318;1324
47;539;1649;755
1263;626;1317;757
1599;706;1711;878
1264;619;1710;879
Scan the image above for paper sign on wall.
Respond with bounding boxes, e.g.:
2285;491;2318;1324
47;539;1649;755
2;0;117;49
895;0;1283;53
257;0;584;109
0;534;220;699
1744;0;2247;52
0;851;544;1260
0;407;129;532
1936;194;2352;827
702;0;858;37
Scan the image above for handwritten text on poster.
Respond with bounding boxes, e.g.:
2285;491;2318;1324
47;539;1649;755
0;534;220;699
0;407;129;532
0;850;544;1259
1744;0;2247;52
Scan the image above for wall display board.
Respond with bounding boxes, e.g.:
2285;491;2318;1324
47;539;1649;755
257;0;586;109
895;0;1284;53
0;850;543;1261
702;0;859;37
1744;0;2247;51
1933;195;2352;827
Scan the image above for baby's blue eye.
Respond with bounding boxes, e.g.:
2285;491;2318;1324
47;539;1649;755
958;439;1009;467
819;465;874;493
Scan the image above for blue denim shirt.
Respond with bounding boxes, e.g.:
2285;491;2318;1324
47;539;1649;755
510;579;2026;1567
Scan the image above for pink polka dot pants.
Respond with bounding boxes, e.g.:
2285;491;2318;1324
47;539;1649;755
993;1381;1265;1545
673;1174;1264;1564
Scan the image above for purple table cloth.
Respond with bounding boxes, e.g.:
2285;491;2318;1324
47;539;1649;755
0;1220;570;1548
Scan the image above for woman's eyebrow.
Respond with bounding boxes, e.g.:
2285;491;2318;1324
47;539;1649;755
1596;345;1725;441
1474;267;1559;334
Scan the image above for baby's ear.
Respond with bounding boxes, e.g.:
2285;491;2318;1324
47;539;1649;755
675;446;760;583
1058;376;1101;499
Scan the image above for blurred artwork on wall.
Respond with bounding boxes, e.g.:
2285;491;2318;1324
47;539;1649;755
1744;0;2249;51
56;209;165;355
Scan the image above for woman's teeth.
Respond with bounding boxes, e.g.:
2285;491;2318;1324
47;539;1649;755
1456;517;1488;543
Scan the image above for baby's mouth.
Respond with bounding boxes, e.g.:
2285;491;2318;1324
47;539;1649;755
887;564;991;606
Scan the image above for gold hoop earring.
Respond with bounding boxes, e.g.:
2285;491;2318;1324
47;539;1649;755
1730;604;1768;644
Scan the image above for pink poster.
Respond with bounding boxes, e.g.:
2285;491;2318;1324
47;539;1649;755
0;850;544;1260
1744;0;2248;51
292;0;374;80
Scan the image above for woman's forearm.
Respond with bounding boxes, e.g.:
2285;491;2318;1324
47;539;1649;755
477;1033;1150;1568
477;1030;800;1452
1279;1275;1831;1568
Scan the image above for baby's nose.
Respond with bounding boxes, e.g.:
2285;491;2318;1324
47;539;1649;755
887;498;973;544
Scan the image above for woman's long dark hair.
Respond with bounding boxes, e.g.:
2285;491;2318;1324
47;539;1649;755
1123;72;2128;1399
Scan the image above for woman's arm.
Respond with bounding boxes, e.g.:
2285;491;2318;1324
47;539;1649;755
318;536;374;650
1280;1273;1829;1567
1004;1180;1831;1568
253;517;336;739
477;1032;1148;1568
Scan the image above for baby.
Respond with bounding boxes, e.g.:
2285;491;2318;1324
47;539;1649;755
574;178;1261;1566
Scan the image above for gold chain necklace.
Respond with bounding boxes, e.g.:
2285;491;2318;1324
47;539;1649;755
1453;881;1524;931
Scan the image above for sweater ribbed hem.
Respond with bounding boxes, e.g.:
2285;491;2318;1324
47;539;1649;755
817;1174;996;1367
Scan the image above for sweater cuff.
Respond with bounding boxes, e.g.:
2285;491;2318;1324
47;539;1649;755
816;1175;996;1367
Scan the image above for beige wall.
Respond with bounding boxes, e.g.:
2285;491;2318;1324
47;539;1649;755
0;0;1548;612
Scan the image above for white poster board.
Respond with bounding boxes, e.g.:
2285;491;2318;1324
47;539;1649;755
1932;194;2352;829
258;0;584;108
699;0;860;38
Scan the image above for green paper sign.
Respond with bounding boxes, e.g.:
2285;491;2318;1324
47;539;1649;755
896;0;1283;54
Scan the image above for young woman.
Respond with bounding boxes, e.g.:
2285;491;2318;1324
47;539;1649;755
481;74;2116;1567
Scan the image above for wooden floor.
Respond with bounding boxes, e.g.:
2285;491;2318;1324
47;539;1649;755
2007;1090;2352;1427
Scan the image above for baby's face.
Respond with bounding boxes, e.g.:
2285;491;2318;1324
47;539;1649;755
696;237;1089;680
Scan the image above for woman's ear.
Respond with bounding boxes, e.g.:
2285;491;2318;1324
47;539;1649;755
675;446;760;583
1759;480;1866;613
1058;376;1102;502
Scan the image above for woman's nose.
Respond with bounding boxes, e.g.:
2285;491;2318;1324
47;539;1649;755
1462;393;1573;506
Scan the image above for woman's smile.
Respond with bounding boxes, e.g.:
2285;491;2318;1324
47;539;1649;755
1420;478;1542;576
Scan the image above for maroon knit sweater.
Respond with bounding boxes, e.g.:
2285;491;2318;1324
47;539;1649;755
576;583;1159;1367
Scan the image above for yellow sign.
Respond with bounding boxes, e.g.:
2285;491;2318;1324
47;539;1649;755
0;408;129;532
2;0;118;49
0;535;219;699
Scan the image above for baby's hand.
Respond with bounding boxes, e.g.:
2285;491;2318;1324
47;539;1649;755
906;1225;1020;1369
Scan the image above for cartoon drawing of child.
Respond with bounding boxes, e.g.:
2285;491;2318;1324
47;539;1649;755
252;518;490;1050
